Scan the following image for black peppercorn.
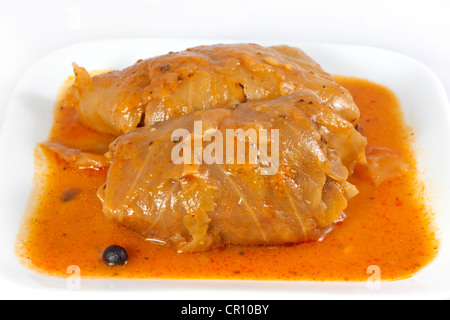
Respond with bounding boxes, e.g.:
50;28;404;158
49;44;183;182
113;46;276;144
103;245;128;266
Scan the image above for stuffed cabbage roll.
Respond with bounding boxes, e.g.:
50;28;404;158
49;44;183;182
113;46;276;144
67;44;361;135
98;91;366;252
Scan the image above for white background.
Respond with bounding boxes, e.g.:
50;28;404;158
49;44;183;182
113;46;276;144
0;0;449;300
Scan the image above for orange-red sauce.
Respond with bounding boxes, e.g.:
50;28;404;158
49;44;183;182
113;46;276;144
16;77;438;281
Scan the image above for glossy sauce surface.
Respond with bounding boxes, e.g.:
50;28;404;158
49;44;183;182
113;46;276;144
16;77;438;281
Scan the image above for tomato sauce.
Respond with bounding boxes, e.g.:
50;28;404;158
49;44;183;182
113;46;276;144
16;77;439;281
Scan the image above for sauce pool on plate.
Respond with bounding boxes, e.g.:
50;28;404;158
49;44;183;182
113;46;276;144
15;76;439;281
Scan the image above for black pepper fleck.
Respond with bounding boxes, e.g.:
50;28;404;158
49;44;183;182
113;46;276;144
160;64;170;72
60;188;82;203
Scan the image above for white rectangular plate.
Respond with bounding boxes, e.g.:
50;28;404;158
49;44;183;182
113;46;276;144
1;39;449;299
